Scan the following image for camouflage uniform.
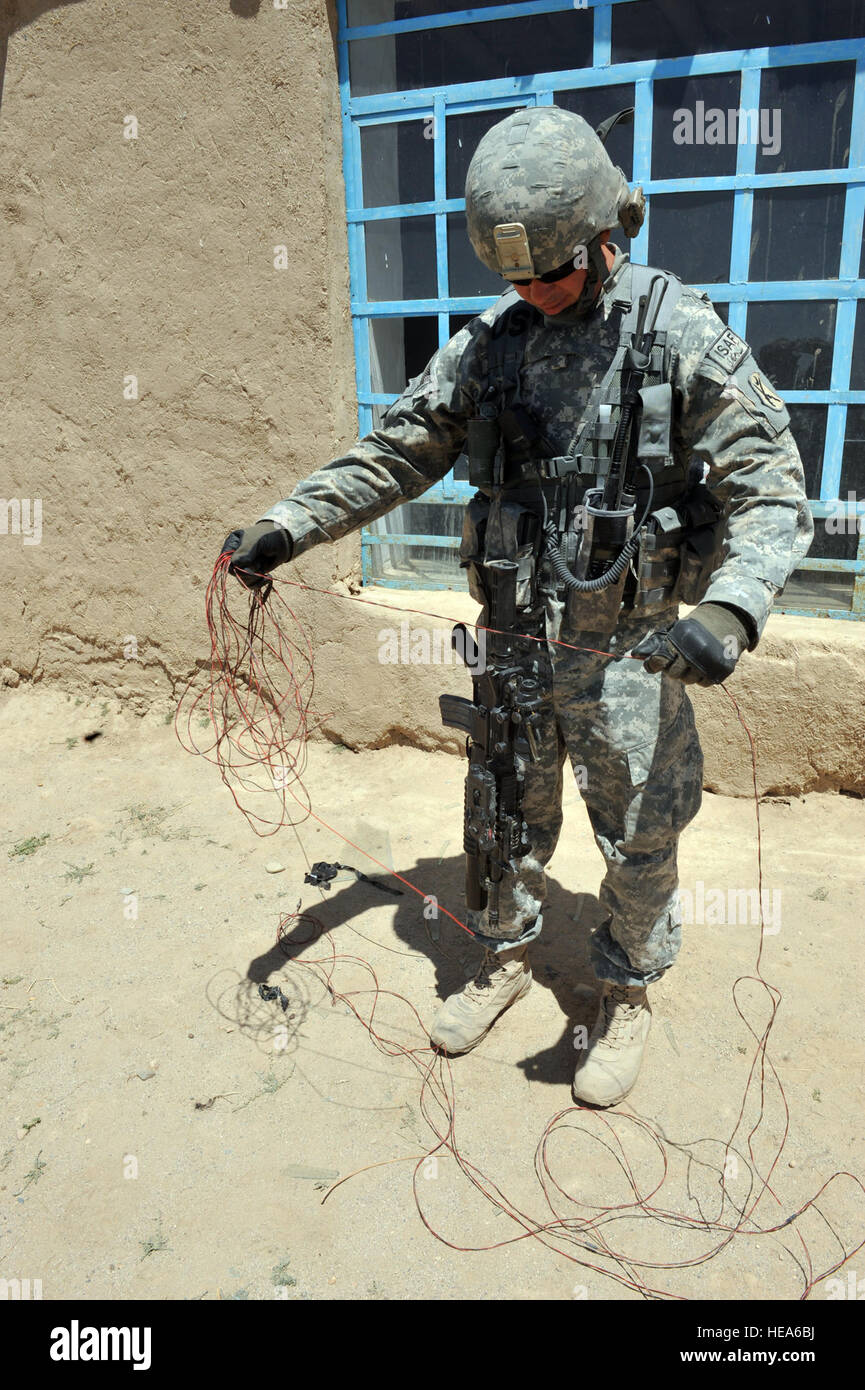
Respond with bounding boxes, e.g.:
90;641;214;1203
261;249;812;990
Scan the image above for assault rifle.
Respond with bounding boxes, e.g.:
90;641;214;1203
439;559;542;931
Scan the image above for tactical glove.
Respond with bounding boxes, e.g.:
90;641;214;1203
630;602;751;687
220;521;292;589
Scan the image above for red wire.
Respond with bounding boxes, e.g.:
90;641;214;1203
176;555;865;1299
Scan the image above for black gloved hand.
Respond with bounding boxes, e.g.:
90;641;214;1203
220;521;292;589
630;602;751;687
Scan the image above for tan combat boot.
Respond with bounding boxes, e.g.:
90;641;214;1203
572;982;652;1107
429;945;531;1055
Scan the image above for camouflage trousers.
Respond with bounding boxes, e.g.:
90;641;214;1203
464;601;704;988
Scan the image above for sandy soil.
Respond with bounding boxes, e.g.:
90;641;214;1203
1;688;864;1302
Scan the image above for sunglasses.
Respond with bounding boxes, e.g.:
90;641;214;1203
509;257;582;288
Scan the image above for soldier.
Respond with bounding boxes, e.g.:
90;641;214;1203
222;108;813;1108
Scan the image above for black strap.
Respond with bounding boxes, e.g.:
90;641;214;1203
595;106;635;146
483;290;540;410
566;263;683;464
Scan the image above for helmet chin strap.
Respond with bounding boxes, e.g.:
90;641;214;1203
569;234;610;316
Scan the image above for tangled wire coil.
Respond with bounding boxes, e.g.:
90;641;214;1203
175;552;865;1299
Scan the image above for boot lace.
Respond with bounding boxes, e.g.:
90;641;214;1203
597;985;644;1050
467;949;501;996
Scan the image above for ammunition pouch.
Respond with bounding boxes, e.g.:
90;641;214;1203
466;413;499;491
673;485;726;606
629;482;725;611
462;476;725;622
460;489;545;617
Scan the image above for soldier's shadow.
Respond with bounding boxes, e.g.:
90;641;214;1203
245;851;605;1088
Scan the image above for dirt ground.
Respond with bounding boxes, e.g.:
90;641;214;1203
2;687;864;1303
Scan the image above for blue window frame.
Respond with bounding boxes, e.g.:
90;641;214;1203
336;0;865;618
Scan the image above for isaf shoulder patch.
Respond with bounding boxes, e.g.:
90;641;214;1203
704;326;749;374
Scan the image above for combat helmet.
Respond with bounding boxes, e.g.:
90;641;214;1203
465;106;645;292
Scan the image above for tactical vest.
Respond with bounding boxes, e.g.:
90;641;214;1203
460;262;725;623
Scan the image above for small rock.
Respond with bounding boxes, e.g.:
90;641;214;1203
136;1068;156;1081
2;668;20;688
265;861;285;874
